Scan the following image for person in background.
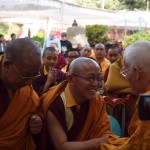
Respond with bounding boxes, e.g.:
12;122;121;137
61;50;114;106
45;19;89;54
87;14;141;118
0;34;6;54
81;46;92;58
10;33;16;41
32;47;66;96
50;43;67;70
43;31;61;54
60;32;72;57
107;46;122;64
94;43;111;79
0;38;42;150
76;43;83;51
103;45;122;82
61;49;80;73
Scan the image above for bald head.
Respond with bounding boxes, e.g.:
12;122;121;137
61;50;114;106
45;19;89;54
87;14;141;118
69;57;100;74
4;38;41;66
124;40;150;71
95;43;105;49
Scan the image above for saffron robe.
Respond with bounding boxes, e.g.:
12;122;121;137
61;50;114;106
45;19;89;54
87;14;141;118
0;55;40;150
40;81;118;149
104;58;132;94
0;85;40;150
99;86;150;150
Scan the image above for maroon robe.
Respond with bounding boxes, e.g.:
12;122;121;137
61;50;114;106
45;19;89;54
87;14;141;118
32;65;66;96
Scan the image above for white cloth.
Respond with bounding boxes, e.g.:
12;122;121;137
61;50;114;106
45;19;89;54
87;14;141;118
42;36;61;54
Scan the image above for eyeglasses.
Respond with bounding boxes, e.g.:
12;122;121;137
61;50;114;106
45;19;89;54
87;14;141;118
72;73;102;84
12;64;41;80
120;66;133;77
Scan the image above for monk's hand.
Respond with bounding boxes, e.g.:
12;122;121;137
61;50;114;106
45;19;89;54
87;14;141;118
93;136;109;145
29;114;43;135
46;67;56;84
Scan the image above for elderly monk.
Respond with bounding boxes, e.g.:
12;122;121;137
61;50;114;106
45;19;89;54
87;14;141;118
103;57;137;136
40;57;118;150
94;43;111;79
32;47;66;96
100;40;150;149
0;38;42;150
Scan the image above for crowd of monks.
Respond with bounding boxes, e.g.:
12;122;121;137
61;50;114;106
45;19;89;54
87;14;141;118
0;34;150;150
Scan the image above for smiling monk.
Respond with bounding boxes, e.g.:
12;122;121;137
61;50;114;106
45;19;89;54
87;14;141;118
40;57;118;150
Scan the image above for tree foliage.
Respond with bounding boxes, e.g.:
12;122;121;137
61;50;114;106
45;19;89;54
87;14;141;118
75;0;149;10
123;31;150;47
85;24;110;47
32;32;46;47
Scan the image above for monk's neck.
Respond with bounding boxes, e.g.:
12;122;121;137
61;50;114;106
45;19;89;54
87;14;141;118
69;88;86;106
96;57;105;63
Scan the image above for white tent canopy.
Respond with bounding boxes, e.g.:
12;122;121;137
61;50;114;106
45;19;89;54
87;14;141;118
0;0;149;31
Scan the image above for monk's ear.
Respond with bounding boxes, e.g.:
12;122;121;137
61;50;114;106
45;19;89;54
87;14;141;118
133;66;142;80
3;59;12;73
67;74;74;85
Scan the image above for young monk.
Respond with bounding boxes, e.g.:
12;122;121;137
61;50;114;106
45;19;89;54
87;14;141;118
107;46;122;64
32;46;66;96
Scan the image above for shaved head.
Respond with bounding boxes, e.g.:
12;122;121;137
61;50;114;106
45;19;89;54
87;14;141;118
69;57;100;74
95;43;105;49
4;38;41;66
124;40;150;72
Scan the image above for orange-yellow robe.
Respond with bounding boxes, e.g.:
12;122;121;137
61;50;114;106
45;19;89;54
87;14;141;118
61;64;68;73
99;86;150;150
90;54;111;78
0;55;40;150
40;81;118;145
0;86;40;150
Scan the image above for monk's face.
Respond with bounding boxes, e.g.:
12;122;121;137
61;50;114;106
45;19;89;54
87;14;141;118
81;47;91;57
71;61;101;101
67;51;79;64
107;49;121;63
94;44;106;60
122;58;146;95
2;57;41;90
43;51;58;70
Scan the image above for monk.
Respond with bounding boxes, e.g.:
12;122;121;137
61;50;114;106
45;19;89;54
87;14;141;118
107;46;122;64
32;46;66;96
40;57;119;150
93;43;111;79
81;46;92;57
50;43;67;70
103;57;137;136
61;49;80;73
0;38;42;150
100;40;150;149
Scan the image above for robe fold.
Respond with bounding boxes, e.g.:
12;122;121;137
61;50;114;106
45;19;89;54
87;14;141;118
0;86;40;150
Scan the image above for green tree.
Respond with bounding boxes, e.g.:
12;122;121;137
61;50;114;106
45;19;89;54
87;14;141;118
32;32;46;48
75;0;149;10
123;31;150;47
85;24;110;46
